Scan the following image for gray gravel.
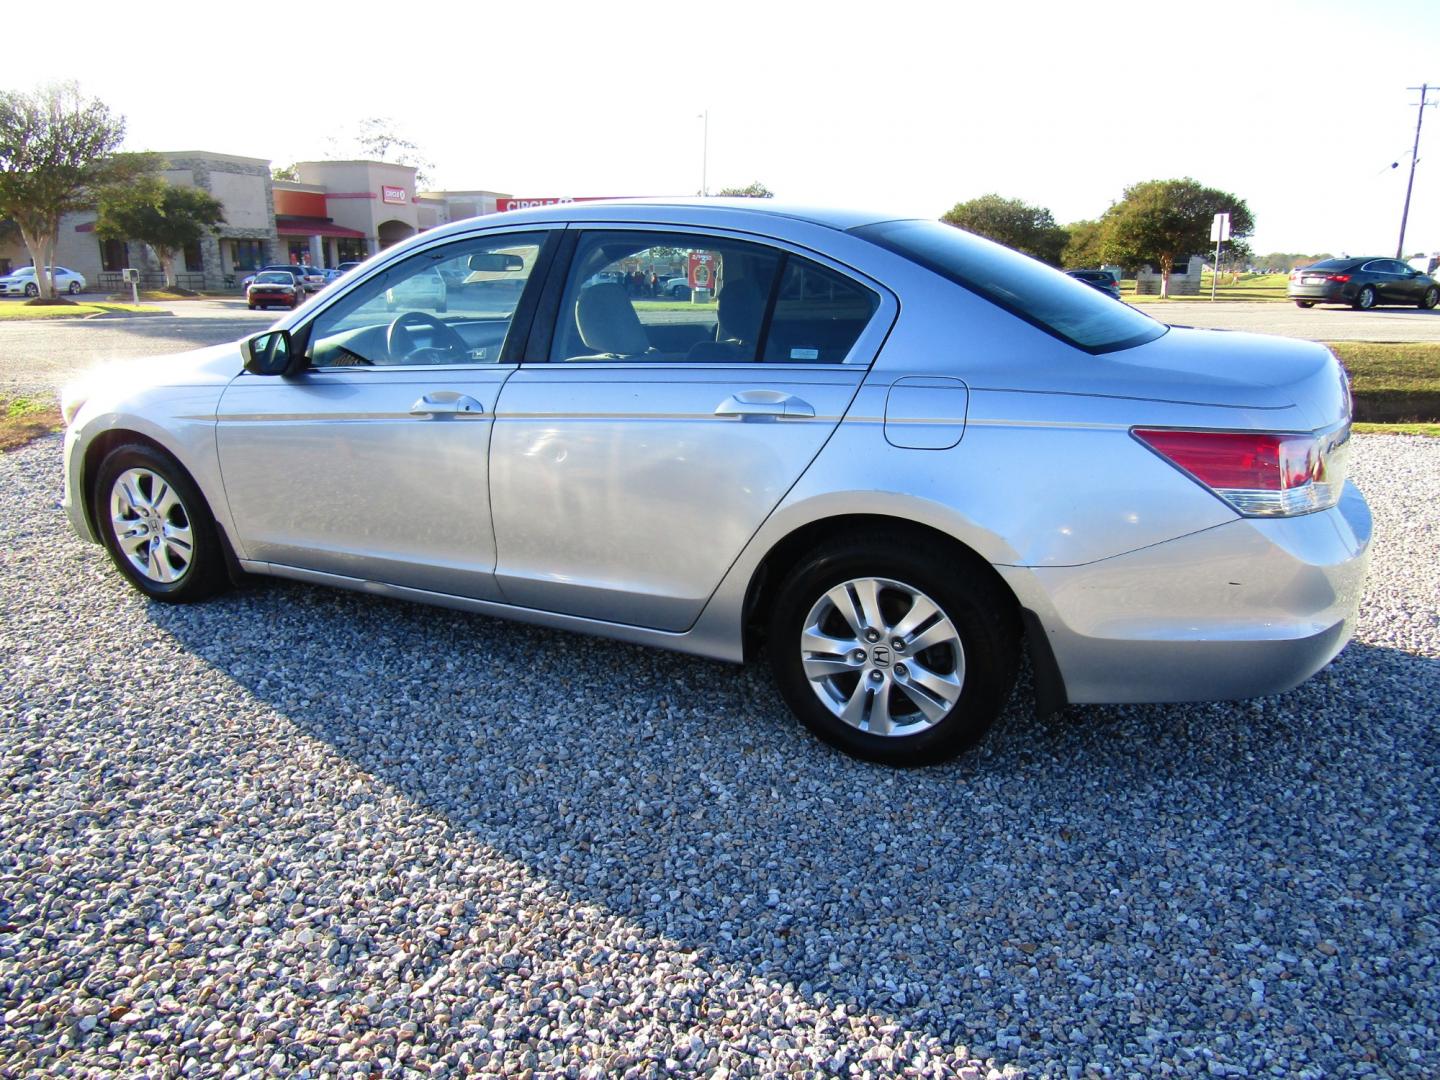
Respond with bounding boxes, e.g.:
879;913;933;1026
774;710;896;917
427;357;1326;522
1;433;1436;1079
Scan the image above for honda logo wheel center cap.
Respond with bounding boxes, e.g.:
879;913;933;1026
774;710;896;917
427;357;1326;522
870;645;892;668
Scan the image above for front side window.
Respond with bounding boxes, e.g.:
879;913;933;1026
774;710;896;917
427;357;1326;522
855;218;1166;354
304;232;547;368
549;231;879;364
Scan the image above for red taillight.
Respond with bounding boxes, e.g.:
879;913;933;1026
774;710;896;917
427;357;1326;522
1133;427;1349;517
1330;274;1350;283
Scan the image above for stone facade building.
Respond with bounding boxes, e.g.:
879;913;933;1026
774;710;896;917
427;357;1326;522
0;150;511;293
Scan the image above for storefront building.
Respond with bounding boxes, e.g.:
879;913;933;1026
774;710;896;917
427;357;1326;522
0;150;514;292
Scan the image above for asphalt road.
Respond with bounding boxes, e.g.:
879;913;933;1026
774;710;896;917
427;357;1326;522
0;298;275;400
2;296;1438;402
1132;300;1440;341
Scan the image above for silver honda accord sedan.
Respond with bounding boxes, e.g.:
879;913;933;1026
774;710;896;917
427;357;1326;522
59;200;1371;765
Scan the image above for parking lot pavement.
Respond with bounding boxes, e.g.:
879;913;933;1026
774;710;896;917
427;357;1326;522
1;432;1436;1078
1136;300;1440;341
0;300;273;400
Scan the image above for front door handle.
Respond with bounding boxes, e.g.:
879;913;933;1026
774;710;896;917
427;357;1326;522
714;390;815;420
410;391;485;418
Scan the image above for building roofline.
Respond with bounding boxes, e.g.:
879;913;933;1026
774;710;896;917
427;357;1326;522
158;150;271;166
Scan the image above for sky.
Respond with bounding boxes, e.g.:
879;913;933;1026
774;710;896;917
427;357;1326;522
10;0;1440;257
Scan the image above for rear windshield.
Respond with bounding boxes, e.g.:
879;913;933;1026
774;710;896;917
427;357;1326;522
1304;258;1362;271
853;219;1165;354
255;272;294;283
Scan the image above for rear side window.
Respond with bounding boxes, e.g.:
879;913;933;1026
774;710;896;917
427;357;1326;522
854;219;1165;354
549;231;880;364
763;257;879;363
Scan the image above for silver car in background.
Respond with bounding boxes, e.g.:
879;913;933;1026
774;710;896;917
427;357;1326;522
59;200;1370;765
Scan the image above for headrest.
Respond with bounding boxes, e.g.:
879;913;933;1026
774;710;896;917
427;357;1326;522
575;283;649;356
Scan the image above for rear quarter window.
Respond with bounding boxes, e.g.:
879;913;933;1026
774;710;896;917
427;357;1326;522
854;219;1165;354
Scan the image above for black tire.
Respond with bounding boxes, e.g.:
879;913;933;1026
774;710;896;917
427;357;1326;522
24;283;37;298
1353;285;1377;311
247;303;256;310
767;533;1020;766
68;281;82;295
1295;300;1315;308
94;443;228;603
1420;286;1438;310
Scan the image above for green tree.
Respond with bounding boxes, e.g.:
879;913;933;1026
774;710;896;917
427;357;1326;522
0;83;149;299
1100;178;1254;297
271;163;299;181
96;176;226;288
716;181;773;198
1061;219;1106;269
941;194;1068;266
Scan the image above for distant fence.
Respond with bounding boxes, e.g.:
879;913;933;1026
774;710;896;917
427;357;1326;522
97;271;208;293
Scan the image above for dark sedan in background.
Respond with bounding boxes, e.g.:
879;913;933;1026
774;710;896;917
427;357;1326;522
1288;257;1439;310
1065;269;1122;300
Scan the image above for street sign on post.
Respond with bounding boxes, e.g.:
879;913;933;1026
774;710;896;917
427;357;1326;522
1209;214;1231;300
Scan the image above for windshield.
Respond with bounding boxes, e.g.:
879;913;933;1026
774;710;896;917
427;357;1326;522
853;219;1166;354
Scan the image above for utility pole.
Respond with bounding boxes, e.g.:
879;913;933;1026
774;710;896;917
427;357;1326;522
1397;83;1436;259
699;109;709;197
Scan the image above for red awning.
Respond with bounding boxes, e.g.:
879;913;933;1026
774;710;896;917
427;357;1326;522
275;216;366;239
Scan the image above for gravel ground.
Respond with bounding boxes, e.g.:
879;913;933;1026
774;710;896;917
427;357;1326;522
1;434;1436;1079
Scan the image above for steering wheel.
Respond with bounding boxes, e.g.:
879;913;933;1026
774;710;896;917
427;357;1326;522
386;310;468;364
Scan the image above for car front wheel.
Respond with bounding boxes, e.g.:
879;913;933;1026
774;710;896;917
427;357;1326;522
68;281;82;294
94;444;228;603
1295;300;1315;308
24;283;37;298
1353;285;1377;310
1420;286;1438;310
767;535;1020;765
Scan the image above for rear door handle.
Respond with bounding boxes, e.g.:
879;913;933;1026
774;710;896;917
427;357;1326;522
410;391;485;418
714;390;815;420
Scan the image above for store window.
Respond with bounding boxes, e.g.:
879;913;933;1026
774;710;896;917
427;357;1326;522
337;239;368;263
100;239;129;272
229;240;264;271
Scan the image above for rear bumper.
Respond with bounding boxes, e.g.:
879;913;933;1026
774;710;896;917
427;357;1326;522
1288;284;1350;303
1000;482;1372;704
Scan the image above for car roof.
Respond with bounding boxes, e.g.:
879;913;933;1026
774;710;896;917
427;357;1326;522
417;198;906;241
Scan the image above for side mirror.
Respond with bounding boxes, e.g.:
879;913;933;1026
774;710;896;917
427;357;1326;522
243;330;302;376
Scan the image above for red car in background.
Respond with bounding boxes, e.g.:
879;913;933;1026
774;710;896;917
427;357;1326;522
246;271;303;310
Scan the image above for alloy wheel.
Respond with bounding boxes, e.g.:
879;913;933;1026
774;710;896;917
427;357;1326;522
109;468;195;584
799;576;966;737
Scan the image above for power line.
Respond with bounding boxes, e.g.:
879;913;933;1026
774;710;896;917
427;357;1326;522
1396;83;1437;259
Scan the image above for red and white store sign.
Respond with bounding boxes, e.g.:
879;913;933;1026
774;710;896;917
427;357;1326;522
495;196;628;212
688;250;718;289
381;185;408;204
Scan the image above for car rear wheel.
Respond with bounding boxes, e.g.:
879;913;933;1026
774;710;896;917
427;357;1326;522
1295;300;1315;308
1354;285;1377;310
1420;286;1438;310
767;535;1020;766
94;444;228;603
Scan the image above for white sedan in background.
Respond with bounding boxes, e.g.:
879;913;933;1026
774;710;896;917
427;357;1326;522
0;266;87;297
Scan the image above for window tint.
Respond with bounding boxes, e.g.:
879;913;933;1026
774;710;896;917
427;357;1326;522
1308;258;1361;271
551;232;783;363
305;232;546;368
763;257;879;363
855;219;1165;353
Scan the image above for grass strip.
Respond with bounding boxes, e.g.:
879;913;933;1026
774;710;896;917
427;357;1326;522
0;397;62;452
0;302;161;321
1328;341;1440;424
